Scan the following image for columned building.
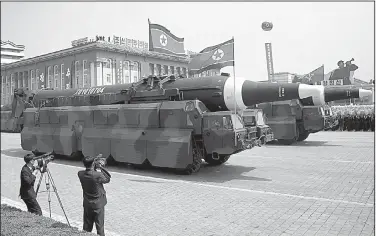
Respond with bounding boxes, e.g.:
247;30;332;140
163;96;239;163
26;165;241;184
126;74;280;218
1;40;190;106
1;41;25;65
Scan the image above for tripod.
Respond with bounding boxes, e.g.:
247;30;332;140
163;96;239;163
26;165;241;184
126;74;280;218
35;167;71;227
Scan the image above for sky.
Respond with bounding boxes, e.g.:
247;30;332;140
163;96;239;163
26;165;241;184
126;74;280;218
1;2;374;82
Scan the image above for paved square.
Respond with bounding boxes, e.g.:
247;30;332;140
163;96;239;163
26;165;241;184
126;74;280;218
1;131;374;236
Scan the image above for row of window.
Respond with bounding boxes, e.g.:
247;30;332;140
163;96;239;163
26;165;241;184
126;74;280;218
148;64;188;77
1;59;190;105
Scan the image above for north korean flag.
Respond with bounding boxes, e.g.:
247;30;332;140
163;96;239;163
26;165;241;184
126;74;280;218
148;19;185;56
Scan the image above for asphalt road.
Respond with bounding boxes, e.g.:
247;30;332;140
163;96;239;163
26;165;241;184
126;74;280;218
1;131;374;236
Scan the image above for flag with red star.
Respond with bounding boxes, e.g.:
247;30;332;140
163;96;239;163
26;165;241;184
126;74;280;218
148;19;185;56
188;38;234;75
300;65;324;84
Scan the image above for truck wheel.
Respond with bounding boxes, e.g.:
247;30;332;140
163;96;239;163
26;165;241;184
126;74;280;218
205;154;230;165
297;132;310;142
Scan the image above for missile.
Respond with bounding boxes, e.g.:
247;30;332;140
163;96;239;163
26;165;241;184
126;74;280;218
323;87;373;102
30;75;327;112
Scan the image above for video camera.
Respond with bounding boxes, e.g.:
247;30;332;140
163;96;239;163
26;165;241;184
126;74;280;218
92;154;112;178
92;154;109;170
33;152;54;173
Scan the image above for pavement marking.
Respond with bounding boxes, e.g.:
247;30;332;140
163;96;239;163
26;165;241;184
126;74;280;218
1;196;122;236
248;155;373;164
2;154;373;208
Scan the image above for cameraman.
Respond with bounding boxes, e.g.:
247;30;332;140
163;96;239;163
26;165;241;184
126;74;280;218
78;155;111;236
19;153;42;216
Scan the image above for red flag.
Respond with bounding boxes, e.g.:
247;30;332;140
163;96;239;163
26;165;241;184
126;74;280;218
188;38;234;75
298;65;324;84
148;19;185;56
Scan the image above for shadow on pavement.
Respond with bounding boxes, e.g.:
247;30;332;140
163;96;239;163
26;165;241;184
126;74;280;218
266;141;341;147
2;148;272;184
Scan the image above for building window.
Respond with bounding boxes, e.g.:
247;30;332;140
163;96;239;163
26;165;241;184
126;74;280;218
35;69;40;89
123;61;130;83
149;63;154;76
156;64;161;76
176;67;181;76
83;60;89;88
182;68;187;77
47;66;52;88
163;65;168;75
105;59;112;84
1;76;5;105
60;64;65;90
5;76;10;104
18;72;23;88
170;66;174;75
10;73;15;95
30;70;35;90
132;61;140;82
23;71;28;89
74;61;80;88
53;65;59;89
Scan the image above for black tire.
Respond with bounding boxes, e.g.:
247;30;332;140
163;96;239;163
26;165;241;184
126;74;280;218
297;131;309;142
204;154;230;166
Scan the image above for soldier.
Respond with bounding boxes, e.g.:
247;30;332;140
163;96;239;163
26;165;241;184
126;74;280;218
19;153;43;216
78;156;111;236
338;111;344;131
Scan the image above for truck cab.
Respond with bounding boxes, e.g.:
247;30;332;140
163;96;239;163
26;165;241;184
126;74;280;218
202;111;254;165
241;109;274;145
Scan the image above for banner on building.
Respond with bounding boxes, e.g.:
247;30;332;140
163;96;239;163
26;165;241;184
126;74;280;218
315;79;344;86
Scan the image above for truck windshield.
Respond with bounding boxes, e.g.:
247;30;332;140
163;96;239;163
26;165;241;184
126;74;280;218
243;116;256;126
231;114;244;130
256;111;266;125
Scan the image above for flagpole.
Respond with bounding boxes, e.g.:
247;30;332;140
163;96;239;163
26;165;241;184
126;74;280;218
232;36;237;146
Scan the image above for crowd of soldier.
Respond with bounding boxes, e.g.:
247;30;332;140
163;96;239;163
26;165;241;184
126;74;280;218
328;105;375;132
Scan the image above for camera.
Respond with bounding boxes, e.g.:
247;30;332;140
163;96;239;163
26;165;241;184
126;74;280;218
92;154;109;170
33;152;54;172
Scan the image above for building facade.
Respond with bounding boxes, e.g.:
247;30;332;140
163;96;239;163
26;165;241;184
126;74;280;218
1;41;190;106
271;72;296;83
1;41;25;65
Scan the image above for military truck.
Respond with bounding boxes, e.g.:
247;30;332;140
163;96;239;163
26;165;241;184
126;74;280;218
240;108;274;145
14;74;334;174
254;86;371;145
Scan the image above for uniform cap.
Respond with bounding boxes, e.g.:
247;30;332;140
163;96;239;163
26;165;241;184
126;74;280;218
24;153;35;163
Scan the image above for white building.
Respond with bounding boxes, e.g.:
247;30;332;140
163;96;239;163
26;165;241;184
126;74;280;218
1;41;25;65
272;72;296;83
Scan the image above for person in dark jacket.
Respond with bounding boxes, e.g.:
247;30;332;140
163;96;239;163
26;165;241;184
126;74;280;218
78;155;111;236
19;153;43;216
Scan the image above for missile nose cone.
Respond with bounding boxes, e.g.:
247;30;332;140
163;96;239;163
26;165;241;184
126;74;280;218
298;84;325;105
359;89;372;99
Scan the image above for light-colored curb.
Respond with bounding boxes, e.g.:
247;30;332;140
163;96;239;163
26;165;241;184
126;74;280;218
1;196;121;236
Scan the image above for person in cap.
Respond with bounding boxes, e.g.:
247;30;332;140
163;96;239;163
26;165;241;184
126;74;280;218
78;155;111;236
19;153;43;216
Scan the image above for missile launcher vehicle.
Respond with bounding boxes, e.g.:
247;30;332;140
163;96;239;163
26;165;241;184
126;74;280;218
253;86;372;145
8;74;332;174
239;108;274;145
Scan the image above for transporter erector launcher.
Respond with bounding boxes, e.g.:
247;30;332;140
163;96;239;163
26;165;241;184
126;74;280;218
28;74;330;111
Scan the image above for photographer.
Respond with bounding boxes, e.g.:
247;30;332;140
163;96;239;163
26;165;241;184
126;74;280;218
78;155;111;236
19;153;43;216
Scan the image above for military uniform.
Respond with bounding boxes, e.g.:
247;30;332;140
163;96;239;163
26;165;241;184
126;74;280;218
78;156;111;236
